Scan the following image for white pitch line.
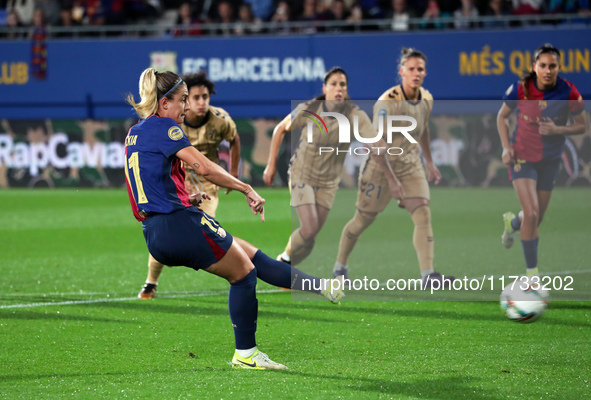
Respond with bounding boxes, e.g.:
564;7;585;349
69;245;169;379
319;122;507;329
0;289;286;310
2;269;590;309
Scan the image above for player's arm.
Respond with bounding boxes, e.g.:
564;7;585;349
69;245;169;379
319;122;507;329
539;111;588;136
418;122;441;185
177;146;265;220
263;114;291;187
497;103;515;165
229;132;241;178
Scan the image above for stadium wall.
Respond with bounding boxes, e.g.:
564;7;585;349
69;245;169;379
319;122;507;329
0;28;589;188
1;113;589;189
0;27;590;119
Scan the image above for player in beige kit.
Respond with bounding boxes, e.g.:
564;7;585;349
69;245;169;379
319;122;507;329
139;70;241;299
334;49;454;288
264;67;401;266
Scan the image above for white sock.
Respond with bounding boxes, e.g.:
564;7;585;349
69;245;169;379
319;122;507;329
421;269;435;279
333;261;348;272
145;281;157;285
236;346;257;358
279;251;291;262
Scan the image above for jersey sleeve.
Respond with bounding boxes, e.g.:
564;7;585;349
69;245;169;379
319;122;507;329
222;115;238;142
156;118;192;157
502;82;519;109
568;83;585;115
423;88;434;119
288;102;308;131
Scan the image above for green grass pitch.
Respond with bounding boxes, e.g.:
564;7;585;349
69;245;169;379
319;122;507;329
1;187;590;399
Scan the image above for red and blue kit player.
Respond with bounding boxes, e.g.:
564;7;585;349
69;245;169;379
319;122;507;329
497;43;588;277
125;68;344;370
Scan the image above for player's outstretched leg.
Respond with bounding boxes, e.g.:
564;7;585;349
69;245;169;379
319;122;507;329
250;248;344;303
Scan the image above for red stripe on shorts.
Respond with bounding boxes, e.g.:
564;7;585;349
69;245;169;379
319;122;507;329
202;231;227;261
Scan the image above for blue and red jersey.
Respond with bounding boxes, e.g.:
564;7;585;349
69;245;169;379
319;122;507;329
503;76;584;162
124;115;192;222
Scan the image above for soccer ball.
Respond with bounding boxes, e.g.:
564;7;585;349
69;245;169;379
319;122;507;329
500;283;549;323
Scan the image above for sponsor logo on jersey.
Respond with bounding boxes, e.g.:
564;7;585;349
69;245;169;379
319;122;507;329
168;126;184;141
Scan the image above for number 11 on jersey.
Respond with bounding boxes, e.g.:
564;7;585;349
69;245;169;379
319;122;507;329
125;151;148;204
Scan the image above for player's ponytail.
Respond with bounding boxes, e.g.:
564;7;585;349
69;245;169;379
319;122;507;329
127;68;184;119
520;43;561;98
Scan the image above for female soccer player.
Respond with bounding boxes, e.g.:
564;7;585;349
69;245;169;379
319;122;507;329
263;67;400;267
125;68;343;370
138;70;241;299
497;43;587;277
333;48;453;288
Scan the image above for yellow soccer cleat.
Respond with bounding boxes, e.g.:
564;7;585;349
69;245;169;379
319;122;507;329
231;350;287;370
501;212;516;249
322;276;345;304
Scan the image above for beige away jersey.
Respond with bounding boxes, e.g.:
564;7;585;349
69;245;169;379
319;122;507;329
373;85;433;176
182;105;237;169
288;100;375;187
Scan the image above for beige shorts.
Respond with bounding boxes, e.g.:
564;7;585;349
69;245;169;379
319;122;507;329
185;171;219;218
289;177;338;210
356;166;430;213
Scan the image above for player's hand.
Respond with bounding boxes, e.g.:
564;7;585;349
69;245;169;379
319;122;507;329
426;161;442;185
501;147;515;165
189;192;211;208
225;171;240;194
539;117;557;136
388;177;405;200
262;165;276;187
244;187;266;222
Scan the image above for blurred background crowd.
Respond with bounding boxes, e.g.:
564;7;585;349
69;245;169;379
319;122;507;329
0;0;590;38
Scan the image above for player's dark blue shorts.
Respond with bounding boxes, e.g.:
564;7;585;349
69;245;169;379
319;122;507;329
508;159;560;191
142;207;234;270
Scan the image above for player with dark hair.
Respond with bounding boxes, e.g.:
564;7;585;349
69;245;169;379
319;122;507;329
497;43;588;277
263;66;400;267
138;70;241;299
333;48;454;288
125;68;344;370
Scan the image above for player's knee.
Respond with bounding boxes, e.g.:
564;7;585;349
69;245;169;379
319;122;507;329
346;211;376;237
229;262;255;284
410;204;431;228
231;266;257;287
300;223;320;240
295;229;316;249
522;208;539;226
406;198;430;215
